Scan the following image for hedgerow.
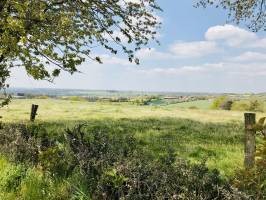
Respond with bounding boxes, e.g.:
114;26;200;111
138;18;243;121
0;123;249;199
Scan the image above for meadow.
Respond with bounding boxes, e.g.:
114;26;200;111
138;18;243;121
1;98;264;199
1;98;261;176
0;96;266;200
1;98;257;123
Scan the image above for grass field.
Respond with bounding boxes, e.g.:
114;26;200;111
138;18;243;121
0;98;264;176
167;99;212;110
1;98;261;123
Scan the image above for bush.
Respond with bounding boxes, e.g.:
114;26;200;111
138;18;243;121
231;98;264;112
249;98;264;112
220;100;233;110
0;124;40;164
130;96;159;106
0;123;70;177
231;101;250;111
211;96;226;109
211;96;233;110
95;151;248;199
233;138;266;199
0;123;249;199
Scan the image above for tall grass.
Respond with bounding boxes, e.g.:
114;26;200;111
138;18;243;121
1;99;264;123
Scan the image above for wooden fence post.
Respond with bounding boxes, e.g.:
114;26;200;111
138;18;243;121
30;104;39;122
244;113;256;169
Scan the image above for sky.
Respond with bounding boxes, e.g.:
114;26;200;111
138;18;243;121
9;0;266;93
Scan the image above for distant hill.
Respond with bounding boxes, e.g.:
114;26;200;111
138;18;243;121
6;87;215;98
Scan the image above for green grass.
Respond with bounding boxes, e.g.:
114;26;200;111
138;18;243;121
1;98;264;176
168;100;212;110
0;98;259;198
1;98;262;123
0;155;72;200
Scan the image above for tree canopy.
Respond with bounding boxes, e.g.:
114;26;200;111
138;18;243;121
0;0;161;101
196;0;266;32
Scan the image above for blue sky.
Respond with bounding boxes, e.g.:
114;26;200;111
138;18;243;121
10;0;266;93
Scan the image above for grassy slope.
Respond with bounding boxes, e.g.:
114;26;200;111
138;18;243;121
171;100;212;110
1;98;264;176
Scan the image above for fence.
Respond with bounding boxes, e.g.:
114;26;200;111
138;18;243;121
30;104;39;121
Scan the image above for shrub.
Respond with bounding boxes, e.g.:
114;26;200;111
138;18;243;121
249;98;264;112
220;100;233;110
231;98;264;112
0;124;70;177
233;138;266;199
64;124;137;192
211;96;233;110
0;124;40;164
0;123;249;199
130;97;158;106
231;101;250;111
211;96;226;109
96;150;248;199
38;146;70;177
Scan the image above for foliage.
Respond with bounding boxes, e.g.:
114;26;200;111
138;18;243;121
130;96;158;105
196;0;266;32
232;98;264;112
220;100;233;111
233;138;266;199
0;122;249;199
0;123;40;164
64;124;137;192
231;101;250;111
96;152;248;200
233;117;266;199
211;96;232;110
249;98;264;112
0;0;161;105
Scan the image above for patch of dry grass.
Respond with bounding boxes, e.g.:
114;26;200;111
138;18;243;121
0;99;262;123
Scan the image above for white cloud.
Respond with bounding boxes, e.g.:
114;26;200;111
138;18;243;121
169;41;219;58
99;54;133;66
136;24;266;61
231;51;266;62
205;24;266;48
127;61;266;78
127;64;215;75
136;48;174;60
136;41;219;60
